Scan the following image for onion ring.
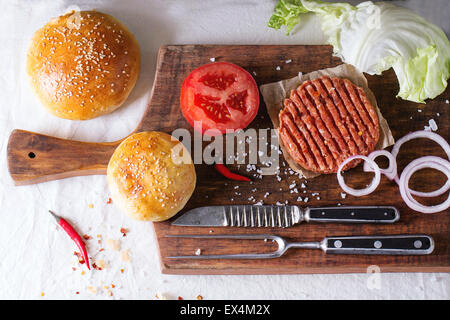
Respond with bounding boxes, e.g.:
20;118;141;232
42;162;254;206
337;155;381;196
363;150;397;180
391;130;450;197
398;156;450;214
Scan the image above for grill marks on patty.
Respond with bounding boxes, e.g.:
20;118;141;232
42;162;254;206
279;76;380;174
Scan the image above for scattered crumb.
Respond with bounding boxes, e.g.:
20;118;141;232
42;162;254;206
196;294;203;300
121;250;131;262
87;286;97;294
106;198;112;204
178;296;184;300
40;292;44;297
106;239;121;251
95;259;107;270
156;292;168;300
83;234;91;240
88;204;94;209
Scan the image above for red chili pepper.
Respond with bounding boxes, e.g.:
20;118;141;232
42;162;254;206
48;210;90;270
214;163;251;182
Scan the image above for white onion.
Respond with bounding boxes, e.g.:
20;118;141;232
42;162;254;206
398;156;450;214
337;130;450;214
391;130;450;198
337;155;381;196
363;150;397;180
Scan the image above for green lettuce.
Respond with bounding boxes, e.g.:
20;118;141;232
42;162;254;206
268;0;450;103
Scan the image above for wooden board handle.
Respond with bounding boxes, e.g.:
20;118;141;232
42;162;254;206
7;129;122;186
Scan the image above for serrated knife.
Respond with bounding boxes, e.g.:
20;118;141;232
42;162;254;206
172;205;399;228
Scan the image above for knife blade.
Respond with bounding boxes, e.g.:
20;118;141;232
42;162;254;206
171;205;399;228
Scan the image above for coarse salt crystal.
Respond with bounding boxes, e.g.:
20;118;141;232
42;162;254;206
276;66;281;71
285;59;292;64
429;119;438;131
210;57;215;62
195;248;201;256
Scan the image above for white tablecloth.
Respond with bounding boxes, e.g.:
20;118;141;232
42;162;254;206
1;0;448;300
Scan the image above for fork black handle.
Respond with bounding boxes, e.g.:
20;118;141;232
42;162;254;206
305;206;399;224
323;235;434;255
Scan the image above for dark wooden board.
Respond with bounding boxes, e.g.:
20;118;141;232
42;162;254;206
7;45;450;274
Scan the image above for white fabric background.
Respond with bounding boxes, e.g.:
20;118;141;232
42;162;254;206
0;0;448;300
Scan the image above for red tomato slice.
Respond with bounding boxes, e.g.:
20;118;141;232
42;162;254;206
180;62;260;136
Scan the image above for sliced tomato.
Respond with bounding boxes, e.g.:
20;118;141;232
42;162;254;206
180;62;260;136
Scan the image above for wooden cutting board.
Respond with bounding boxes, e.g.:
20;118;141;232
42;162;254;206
7;45;449;274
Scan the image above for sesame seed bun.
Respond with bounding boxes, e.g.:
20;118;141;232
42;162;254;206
26;10;140;120
107;132;196;222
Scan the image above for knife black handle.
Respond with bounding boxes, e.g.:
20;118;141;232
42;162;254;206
323;235;434;255
304;206;399;224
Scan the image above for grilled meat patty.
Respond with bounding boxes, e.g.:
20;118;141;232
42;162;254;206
279;76;380;174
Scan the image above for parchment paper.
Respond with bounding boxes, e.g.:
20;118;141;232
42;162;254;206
260;64;395;179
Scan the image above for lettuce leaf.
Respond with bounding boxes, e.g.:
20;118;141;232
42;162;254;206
267;0;309;35
268;0;450;103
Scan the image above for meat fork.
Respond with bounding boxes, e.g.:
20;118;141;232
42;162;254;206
166;234;434;259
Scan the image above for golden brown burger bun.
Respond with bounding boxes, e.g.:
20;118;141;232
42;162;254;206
107;131;196;222
26;10;140;120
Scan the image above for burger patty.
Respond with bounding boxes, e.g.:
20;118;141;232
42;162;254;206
279;76;380;174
